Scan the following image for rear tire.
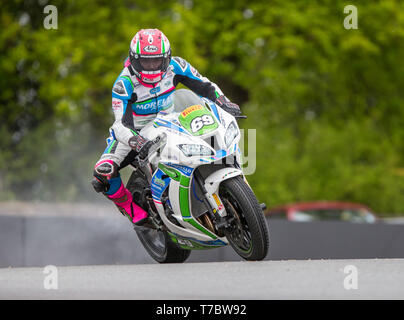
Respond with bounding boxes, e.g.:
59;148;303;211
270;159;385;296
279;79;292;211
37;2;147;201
136;229;191;263
127;170;191;263
220;176;269;260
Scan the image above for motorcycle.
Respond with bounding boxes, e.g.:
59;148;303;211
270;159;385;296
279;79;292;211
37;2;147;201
126;89;269;263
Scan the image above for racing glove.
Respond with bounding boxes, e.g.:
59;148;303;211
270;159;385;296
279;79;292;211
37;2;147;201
128;134;155;160
215;95;242;117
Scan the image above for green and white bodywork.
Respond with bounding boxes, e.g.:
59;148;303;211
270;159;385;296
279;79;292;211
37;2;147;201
139;89;243;250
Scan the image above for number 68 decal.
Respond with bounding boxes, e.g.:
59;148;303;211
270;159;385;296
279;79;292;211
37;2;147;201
190;115;215;133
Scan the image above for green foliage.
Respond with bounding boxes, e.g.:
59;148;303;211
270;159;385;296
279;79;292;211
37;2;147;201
1;0;404;215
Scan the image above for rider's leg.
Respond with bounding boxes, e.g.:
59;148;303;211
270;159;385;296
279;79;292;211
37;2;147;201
91;137;147;225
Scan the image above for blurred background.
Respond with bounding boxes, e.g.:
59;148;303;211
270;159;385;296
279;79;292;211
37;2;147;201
1;0;404;266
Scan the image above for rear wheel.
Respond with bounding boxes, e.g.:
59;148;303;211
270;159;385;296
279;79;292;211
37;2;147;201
136;229;191;263
127;170;191;263
220;176;269;260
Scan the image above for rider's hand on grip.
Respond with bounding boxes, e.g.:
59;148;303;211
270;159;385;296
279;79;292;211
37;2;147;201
138;140;155;160
215;95;242;117
128;134;152;159
130;133;167;162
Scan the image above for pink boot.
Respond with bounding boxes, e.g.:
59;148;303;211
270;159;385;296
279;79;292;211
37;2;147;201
107;183;148;225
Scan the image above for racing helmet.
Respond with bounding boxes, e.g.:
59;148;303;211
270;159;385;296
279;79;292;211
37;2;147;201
129;29;171;87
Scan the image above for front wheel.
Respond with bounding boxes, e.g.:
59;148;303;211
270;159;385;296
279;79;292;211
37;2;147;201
220;176;269;261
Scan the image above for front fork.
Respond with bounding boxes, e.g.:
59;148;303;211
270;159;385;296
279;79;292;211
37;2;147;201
193;168;241;232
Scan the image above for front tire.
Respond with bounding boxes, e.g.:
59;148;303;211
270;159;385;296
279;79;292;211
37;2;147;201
220;176;269;260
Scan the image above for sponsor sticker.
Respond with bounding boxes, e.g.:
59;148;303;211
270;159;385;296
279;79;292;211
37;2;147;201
154;177;166;188
180;104;204;118
112;99;122;110
167;163;193;176
150;87;161;94
134;96;173;112
143;45;158;53
177;238;194;247
143;30;156;35
212;193;224;211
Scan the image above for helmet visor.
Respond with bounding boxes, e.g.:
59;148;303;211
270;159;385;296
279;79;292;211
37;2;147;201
139;57;164;71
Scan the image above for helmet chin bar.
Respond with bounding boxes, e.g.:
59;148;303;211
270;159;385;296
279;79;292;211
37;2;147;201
129;65;162;87
140;72;163;87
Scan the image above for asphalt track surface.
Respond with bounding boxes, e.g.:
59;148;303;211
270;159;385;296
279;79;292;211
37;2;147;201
1;259;403;299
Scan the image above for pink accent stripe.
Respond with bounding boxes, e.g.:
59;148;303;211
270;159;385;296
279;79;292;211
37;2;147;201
124;58;131;67
132;112;153;117
161;86;175;95
95;159;114;169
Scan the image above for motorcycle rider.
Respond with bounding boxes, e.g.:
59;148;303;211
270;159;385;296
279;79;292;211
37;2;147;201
91;28;241;226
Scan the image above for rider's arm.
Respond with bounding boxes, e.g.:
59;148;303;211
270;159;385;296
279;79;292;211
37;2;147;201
171;56;225;102
110;76;140;145
171;56;241;116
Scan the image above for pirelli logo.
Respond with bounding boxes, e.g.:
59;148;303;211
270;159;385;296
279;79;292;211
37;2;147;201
181;104;203;117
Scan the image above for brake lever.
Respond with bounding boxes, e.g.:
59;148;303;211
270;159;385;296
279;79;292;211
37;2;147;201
235;115;247;119
134;156;148;168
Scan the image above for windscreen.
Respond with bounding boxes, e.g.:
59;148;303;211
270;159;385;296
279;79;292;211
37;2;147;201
172;89;205;113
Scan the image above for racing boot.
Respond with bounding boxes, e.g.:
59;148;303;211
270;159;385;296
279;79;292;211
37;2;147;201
107;183;148;226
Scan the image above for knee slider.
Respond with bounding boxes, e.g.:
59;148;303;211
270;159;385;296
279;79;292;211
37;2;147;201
91;175;109;193
94;160;119;178
92;160;119;193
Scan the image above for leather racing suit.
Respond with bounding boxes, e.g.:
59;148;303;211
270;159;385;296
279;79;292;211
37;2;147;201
92;56;230;224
